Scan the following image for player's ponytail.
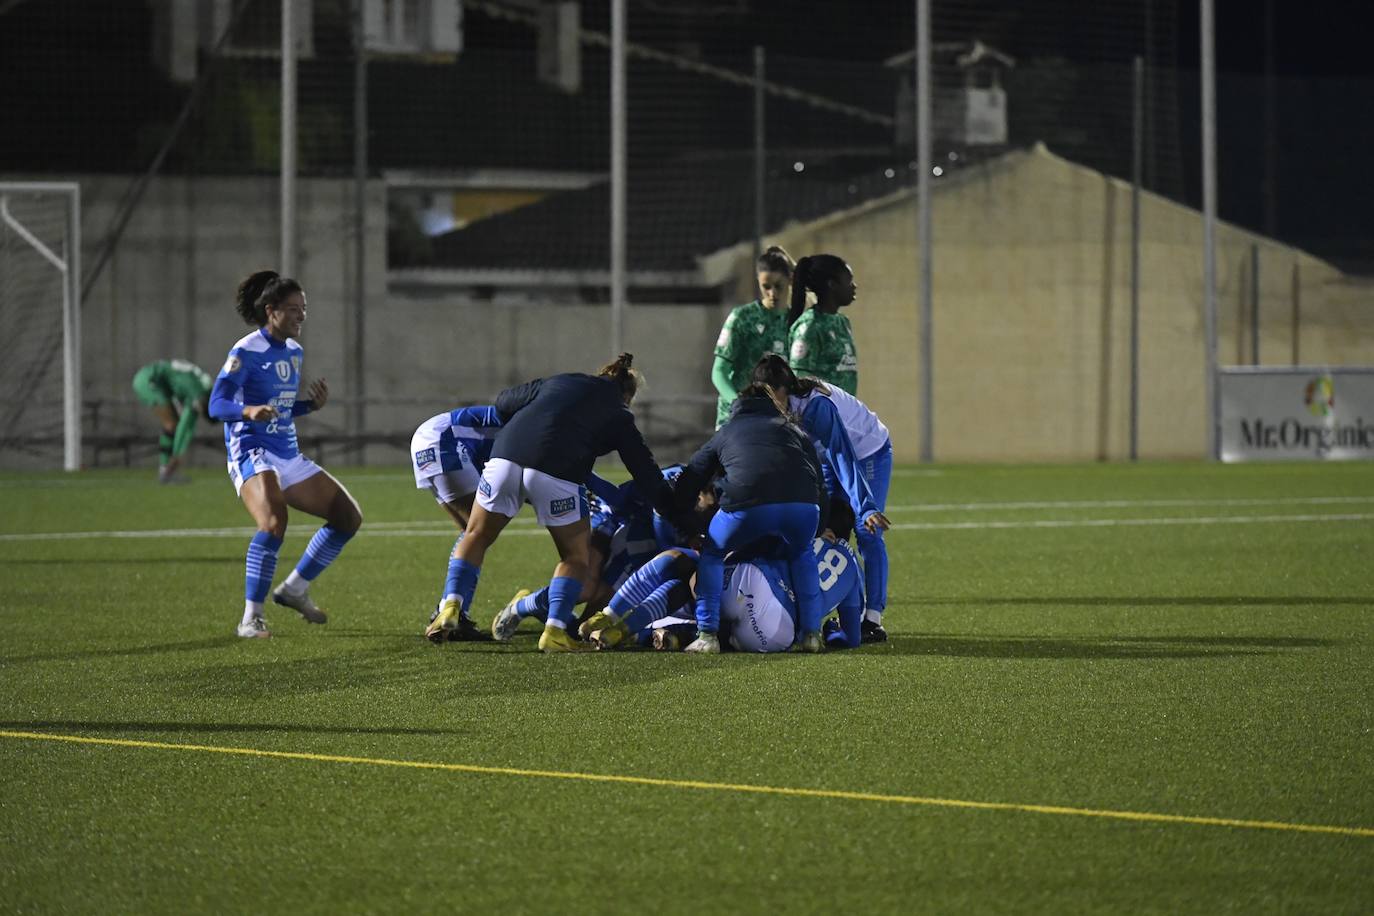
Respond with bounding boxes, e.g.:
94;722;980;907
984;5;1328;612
236;270;278;326
756;245;795;278
597;352;645;404
788;253;849;327
235;270;305;326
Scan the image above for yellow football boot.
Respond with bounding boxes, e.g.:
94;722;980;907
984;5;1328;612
589;619;630;651
538;624;593;653
425;597;462;643
578;609;618;640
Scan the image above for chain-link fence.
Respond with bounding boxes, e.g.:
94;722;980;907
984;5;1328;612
1;0;1370;468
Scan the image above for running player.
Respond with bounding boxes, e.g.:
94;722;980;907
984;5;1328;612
424;353;676;652
131;358;213;483
412;405;504;641
667;383;828;654
787;254;860;395
710;246;795;428
208;271;363;638
753;354;893;641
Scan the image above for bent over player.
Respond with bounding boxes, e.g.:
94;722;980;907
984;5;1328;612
131;358;212;483
425;353;676;652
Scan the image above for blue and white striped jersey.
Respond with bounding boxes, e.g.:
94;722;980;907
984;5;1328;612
208;328;312;461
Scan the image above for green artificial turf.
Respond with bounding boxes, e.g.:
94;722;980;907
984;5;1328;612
1;462;1371;913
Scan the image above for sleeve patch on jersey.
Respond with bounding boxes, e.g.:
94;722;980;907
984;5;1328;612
716;327;731;348
223;355;241;374
790;339;808;361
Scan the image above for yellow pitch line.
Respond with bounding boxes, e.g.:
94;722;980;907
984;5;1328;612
2;729;1370;839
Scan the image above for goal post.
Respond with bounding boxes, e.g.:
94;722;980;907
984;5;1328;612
0;182;81;471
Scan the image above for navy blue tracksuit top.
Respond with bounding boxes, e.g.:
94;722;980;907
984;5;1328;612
675;395;827;520
491;373;671;511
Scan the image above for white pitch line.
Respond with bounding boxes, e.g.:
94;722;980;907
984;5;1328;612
888;512;1374;532
0;526;551;543
2;512;1372;543
884;495;1374;513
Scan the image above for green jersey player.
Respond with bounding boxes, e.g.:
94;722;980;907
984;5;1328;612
710;246;794;428
787;254;860;395
131;358;213;483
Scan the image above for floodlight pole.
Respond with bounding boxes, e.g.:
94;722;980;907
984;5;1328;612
281;0;298;276
351;0;368;460
916;0;933;463
1130;56;1143;462
1201;0;1219;459
753;46;765;260
609;0;627;357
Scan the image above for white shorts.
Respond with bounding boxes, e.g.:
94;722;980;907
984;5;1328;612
476;458;588;527
721;563;795;653
425;470;481;507
227;447;322;496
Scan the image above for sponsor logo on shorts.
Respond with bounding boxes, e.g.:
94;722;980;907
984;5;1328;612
478;478;493;497
740;590;769;649
414;447;437;469
550;496;576;516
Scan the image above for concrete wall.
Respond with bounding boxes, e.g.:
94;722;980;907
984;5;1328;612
2;173;723;469
6;152;1367;469
721;145;1373;462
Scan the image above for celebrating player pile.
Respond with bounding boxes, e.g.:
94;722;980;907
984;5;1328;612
206;252;890;654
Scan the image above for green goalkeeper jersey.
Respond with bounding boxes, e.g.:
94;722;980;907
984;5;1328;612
713;299;791;427
133;359;213;408
788;309;858;395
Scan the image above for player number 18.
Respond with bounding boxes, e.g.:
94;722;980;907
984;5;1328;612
817;548;848;592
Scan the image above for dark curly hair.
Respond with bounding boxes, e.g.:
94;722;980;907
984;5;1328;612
235;270;304;327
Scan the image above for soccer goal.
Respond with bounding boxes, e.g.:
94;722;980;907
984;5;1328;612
0;182;81;471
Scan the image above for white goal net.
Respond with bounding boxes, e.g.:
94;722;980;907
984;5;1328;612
0;183;81;471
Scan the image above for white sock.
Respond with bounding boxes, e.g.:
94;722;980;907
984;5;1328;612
864;609;883;624
242;601;264;625
281;569;309;595
545;618;568;630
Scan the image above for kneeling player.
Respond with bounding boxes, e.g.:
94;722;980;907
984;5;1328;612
413;405;503;641
589;500;864;652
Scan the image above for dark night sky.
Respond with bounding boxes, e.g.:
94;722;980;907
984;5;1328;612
3;0;1372;268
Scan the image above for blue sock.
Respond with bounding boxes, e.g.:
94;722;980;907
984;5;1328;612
515;587;550;621
245;531;282;603
545;576;583;629
443;556;482;618
608;553;677;617
294;525;355;582
623;580;681;635
856;528;888;615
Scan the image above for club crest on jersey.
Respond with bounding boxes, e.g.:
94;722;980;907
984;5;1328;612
275;360;291;381
550;496;576;516
414;447;437;469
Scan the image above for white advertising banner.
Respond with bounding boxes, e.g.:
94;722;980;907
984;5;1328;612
1220;367;1374;462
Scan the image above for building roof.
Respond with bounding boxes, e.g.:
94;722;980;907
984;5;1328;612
414;148;998;284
